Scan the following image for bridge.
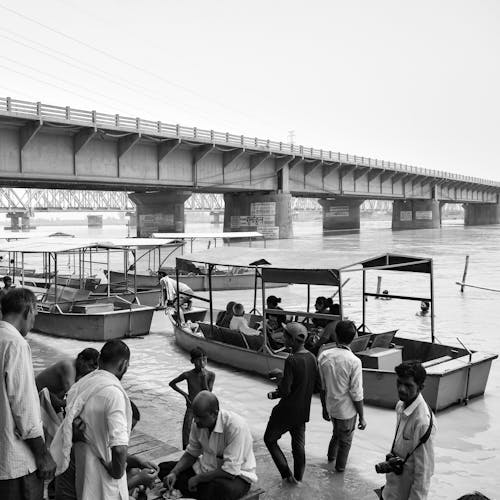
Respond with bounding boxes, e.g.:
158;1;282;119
1;96;498;238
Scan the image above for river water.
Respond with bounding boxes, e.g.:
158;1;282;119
21;217;500;498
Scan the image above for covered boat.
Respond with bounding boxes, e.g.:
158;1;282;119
170;248;497;411
0;238;155;341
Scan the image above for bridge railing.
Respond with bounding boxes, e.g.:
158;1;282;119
1;96;499;188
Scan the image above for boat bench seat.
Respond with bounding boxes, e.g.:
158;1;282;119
422;355;452;368
198;323;263;351
39;286;92;313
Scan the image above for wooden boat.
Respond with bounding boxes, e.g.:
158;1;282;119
170;248;498;412
0;238;155;341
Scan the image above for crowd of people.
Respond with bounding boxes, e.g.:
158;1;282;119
0;284;490;500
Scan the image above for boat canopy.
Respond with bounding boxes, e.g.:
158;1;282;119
0;237;181;254
152;231;263;240
176;248;432;286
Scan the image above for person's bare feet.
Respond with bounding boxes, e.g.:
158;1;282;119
283;475;300;485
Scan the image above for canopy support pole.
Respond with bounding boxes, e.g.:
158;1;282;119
362;269;366;334
208;264;214;334
338;271;343;319
107;249;111;297
430;260;435;343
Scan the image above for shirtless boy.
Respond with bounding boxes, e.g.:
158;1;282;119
169;347;215;449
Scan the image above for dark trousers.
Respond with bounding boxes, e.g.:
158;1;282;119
54;448;76;500
182;406;194;450
0;471;44;500
264;417;306;481
327;416;357;470
158;461;250;500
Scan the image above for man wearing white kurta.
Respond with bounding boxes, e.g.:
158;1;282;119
51;340;132;500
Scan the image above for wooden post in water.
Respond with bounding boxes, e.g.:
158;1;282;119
460;255;470;293
375;276;382;299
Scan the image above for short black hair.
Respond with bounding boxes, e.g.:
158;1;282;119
395;361;427;387
335;320;357;344
130;400;141;422
3;275;11;283
1;288;36;317
99;340;130;365
456;493;490;500
190;347;206;360
77;348;99;367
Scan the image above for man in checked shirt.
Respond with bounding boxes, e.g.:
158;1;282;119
0;288;56;499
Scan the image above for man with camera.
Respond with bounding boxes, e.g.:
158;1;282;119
377;361;436;500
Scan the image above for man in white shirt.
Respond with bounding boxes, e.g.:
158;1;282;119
318;320;366;472
160;391;257;500
158;270;193;308
0;288;56;500
229;303;260;336
380;361;436;500
51;340;132;500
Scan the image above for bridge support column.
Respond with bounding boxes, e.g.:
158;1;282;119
128;191;191;237
87;214;103;228
392;199;440;230
5;211;34;231
223;192;293;239
318;197;364;232
464;203;500;225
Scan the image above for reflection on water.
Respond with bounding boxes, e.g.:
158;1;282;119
20;219;500;499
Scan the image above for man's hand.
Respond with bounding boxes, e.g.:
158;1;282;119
358;417;367;430
72;416;86;443
164;471;177;490
137;468;158;488
134;457;159;472
187;475;200;492
35;450;56;480
322;408;330;422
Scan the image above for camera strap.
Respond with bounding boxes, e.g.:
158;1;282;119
391;403;434;464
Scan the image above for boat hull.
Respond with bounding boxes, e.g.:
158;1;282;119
108;271;286;292
174;324;286;376
33;304;154;341
175;327;497;411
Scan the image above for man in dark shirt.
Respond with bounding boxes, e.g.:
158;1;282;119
264;322;319;484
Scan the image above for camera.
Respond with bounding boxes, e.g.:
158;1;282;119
375;453;405;475
267;390;279;400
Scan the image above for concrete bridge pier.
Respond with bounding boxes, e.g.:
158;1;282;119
223;192;293;239
128;191;191;237
464;202;500;225
87;214;103;228
392;199;441;230
318;197;364;232
5;211;34;231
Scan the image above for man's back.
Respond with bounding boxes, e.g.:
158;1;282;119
0;321;42;479
274;351;318;425
36;359;75;398
74;373;130;500
318;346;363;419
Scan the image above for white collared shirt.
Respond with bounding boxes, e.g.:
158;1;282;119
318;345;363;420
0;321;44;479
383;393;436;500
186;409;257;484
229;316;260;336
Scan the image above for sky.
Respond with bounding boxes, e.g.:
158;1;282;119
0;0;499;180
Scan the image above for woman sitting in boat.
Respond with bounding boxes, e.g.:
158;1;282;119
265;295;287;347
312;297;336;328
216;301;236;328
229;303;261;336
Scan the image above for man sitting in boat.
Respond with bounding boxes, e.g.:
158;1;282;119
216;301;236;328
158;270;194;309
229;303;261;336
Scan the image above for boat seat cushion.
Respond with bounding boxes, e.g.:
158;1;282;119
218;327;249;349
245;334;264;351
198;322;216;339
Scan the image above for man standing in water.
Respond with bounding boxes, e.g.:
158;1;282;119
264;322;319;484
380;361;436;500
318;320;366;471
0;288;56;499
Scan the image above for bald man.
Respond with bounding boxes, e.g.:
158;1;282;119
159;391;257;500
